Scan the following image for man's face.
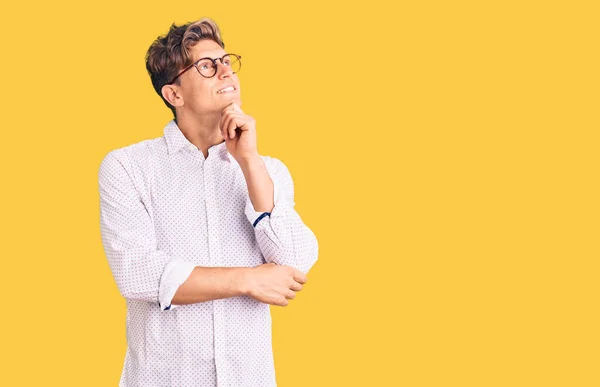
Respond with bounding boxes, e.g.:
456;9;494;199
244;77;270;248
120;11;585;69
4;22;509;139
172;39;241;116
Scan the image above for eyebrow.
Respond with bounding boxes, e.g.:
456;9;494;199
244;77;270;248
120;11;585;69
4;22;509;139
196;53;227;59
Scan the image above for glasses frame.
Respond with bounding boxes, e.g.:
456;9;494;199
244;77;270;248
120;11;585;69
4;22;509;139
167;53;242;85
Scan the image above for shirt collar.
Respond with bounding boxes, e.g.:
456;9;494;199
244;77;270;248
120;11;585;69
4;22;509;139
164;119;232;162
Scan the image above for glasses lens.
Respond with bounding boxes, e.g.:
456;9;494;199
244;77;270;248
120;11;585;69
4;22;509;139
198;59;217;77
223;54;241;73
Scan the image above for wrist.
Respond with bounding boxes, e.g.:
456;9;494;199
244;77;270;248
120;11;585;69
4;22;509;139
237;267;254;296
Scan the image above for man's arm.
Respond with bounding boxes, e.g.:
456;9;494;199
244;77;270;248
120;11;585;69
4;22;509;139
172;263;308;308
240;155;274;213
219;103;318;274
241;156;319;275
100;150;201;311
170;266;249;305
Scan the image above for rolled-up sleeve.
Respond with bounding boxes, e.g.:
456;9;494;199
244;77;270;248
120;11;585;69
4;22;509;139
244;158;319;274
99;150;196;311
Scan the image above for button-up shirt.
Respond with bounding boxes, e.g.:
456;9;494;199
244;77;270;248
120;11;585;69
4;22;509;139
98;119;319;387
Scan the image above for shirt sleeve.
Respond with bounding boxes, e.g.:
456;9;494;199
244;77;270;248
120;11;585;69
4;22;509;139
98;150;196;311
244;158;319;274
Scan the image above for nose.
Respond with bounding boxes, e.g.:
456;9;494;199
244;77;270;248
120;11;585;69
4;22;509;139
216;60;233;79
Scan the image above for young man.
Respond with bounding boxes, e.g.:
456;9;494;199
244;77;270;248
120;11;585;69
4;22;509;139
98;18;319;387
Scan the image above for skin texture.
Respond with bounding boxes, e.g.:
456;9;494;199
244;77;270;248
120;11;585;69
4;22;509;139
161;39;308;307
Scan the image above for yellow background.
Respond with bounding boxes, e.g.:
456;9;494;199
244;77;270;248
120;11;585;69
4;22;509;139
1;0;598;386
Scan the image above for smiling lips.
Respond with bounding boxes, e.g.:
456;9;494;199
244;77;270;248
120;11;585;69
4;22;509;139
217;85;236;94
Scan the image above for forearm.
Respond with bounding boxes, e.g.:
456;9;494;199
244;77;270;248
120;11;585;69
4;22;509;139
171;266;251;305
242;157;319;274
240;156;274;213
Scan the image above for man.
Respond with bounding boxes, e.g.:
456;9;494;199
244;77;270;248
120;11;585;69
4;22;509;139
98;17;318;387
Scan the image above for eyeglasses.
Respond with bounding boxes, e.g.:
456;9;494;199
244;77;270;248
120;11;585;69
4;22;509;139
167;53;242;84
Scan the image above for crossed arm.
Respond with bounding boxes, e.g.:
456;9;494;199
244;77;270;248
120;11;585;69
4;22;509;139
99;150;318;310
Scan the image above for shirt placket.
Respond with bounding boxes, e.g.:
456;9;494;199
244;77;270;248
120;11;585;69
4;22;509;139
202;154;228;386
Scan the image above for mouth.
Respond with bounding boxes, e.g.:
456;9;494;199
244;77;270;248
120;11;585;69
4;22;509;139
216;85;237;94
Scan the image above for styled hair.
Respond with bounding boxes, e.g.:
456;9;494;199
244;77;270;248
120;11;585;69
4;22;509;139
145;18;225;119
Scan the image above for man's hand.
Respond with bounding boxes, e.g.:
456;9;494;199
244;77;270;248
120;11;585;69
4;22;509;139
242;263;308;307
219;102;258;163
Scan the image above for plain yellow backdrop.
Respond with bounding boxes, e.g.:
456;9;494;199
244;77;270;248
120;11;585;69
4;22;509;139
1;0;598;386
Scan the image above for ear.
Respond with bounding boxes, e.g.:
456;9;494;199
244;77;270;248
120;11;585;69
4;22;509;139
161;84;184;108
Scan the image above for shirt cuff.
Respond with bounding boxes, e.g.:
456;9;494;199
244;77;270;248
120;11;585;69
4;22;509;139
245;177;282;227
158;258;196;311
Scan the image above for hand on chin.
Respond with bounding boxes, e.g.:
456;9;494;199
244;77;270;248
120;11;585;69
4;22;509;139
219;101;258;163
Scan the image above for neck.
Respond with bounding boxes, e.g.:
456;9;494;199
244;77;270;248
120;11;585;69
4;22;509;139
175;110;225;158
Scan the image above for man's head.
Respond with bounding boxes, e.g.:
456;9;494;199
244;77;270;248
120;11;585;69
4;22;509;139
145;18;241;121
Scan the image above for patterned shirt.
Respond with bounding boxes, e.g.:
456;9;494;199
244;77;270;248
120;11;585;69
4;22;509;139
98;119;319;387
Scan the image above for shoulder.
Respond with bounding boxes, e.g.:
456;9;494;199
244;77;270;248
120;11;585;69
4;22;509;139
99;137;165;178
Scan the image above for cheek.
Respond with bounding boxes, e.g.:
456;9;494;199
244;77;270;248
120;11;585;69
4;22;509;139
186;86;214;104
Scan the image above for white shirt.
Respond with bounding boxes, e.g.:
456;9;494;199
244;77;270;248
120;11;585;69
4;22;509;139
98;119;319;387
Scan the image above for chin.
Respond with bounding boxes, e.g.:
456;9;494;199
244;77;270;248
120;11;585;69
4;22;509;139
224;96;242;106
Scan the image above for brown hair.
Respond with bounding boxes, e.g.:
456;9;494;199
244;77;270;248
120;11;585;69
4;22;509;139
145;18;225;119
